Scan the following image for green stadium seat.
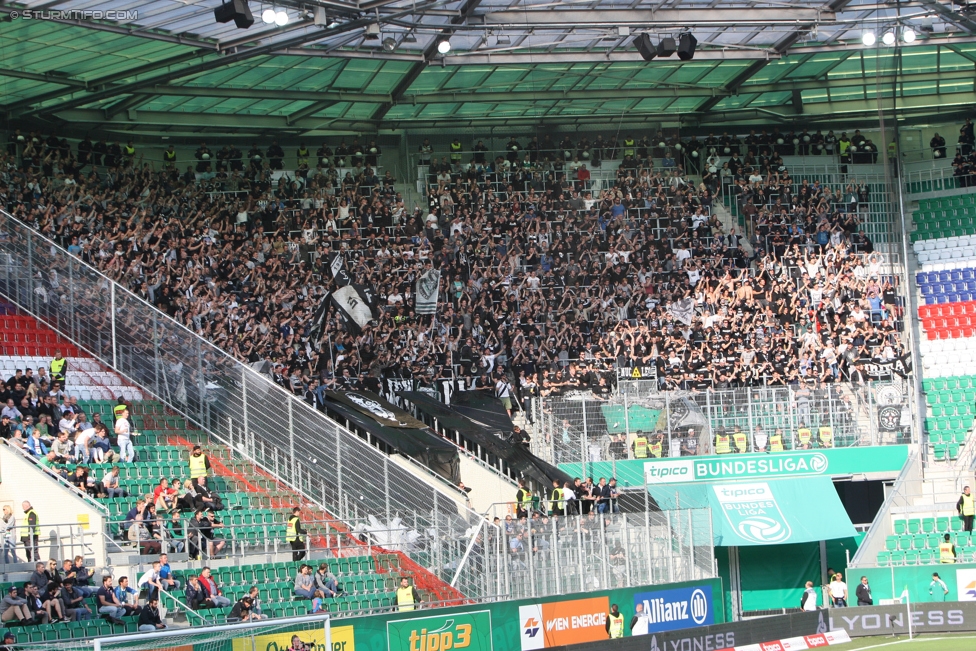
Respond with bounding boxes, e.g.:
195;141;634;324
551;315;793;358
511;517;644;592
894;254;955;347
905;550;920;565
926;534;940;549
937;516;951;532
908;519;922;534
919;550;935;564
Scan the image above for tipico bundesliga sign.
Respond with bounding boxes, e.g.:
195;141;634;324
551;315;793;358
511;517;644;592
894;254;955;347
645;452;830;485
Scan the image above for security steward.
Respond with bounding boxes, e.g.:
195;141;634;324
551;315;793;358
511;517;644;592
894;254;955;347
286;507;307;561
549;479;564;517
515;480;532;520
393;577;421;612
606;604;624;639
939;533;957;564
631;431;649;459
715;430;731;454
732;428;748;453
450;138;463;164
296;144;310;168
649;434;663;459
958;486;975;532
49;351;67;384
769;430;784;452
188;445;212;480
163;145;177;169
113;397;129;423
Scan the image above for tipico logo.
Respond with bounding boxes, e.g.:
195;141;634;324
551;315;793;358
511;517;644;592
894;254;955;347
713;482;793;544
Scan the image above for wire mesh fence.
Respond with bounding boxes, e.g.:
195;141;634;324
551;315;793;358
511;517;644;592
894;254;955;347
528;379;914;468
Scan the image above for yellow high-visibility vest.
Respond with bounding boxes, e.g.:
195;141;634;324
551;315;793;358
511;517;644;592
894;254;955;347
396;586;415;611
609;613;624;638
797;428;812;445
961;494;975;517
450;142;462;162
286;515;300;543
715;435;730;454
123;145;135;156
733;433;747;452
940;542;956;563
649;441;662;458
819;427;834;448
517;489;532;509
188;454;208;479
50;358;66;379
24;509;39;536
770;435;784;452
164;150;176;163
633;436;649;459
623;139;635;157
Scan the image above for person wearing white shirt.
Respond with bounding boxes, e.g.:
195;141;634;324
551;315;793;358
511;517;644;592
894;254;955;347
58;412;78;435
801;581;819;611
828;574;848;607
754;426;768;453
74;423;95;464
115;408;136;463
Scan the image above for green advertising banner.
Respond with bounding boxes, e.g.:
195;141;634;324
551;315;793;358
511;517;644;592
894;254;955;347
560;445;909;488
649;477;857;546
857;562;976;604
386;610;493;651
241;578;724;651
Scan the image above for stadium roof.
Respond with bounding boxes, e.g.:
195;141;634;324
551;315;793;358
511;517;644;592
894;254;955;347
2;0;976;136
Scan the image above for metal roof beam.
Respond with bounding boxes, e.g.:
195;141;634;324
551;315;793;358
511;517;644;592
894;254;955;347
10;0;441;118
917;0;976;34
480;8;832;27
371;0;483;121
0;68;88;88
286;101;339;125
133;86;390;103
443;49;779;65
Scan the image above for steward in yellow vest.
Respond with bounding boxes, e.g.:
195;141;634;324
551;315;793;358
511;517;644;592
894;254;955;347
286;507;306;561
49;352;66;383
450;140;463;163
632;433;649;459
606;605;624;638
516;482;532;518
550;480;564;516
733;430;748;453
797;426;812;448
819;426;834;448
649;438;663;459
715;434;731;454
958;487;975;531
393;578;420;611
940;534;956;563
188;445;211;479
769;433;784;452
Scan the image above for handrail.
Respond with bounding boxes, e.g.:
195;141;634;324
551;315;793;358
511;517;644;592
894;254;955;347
849;450;920;567
3;441;108;515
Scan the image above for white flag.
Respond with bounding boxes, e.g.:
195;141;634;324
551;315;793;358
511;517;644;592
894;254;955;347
331;285;374;332
415;269;440;315
668;297;696;326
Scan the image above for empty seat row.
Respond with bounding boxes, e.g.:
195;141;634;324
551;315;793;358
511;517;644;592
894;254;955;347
893;517;970;535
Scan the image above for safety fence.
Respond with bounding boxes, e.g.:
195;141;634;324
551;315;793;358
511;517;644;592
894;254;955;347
528;380;914;468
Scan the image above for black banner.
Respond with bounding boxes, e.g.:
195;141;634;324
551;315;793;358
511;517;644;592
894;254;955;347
553;610;824;651
828;601;976;636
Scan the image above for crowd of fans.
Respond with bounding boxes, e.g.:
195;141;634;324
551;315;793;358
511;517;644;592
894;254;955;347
0;127;908;411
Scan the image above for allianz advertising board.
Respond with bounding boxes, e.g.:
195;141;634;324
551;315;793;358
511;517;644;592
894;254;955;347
631;585;715;634
644;453;829;485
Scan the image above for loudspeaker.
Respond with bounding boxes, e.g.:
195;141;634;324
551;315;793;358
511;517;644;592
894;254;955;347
677;33;697;60
214;0;254;29
656;37;677;58
634;34;657;61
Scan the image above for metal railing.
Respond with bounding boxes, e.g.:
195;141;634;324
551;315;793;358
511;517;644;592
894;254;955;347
0;208;494;601
529;380;914;468
486;508;715;600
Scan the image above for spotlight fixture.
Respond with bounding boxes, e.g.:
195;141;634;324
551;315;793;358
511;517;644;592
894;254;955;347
214;0;254;28
496;34;511;45
677;32;697;60
274;9;288;25
404;33;417;43
365;23;380;39
634;33;656;61
437;38;451;54
902;27;916;43
882;30;896;45
261;7;276;23
656;36;676;57
861;30;876;46
382;37;396;51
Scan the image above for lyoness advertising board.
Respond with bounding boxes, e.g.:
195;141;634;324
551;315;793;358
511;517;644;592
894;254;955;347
387;611;493;651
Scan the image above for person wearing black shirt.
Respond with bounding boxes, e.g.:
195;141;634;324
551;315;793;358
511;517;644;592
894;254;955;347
138;597;166;631
266;140;285;170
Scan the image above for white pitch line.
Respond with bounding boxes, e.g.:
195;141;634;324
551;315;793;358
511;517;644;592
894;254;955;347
845;635;976;651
